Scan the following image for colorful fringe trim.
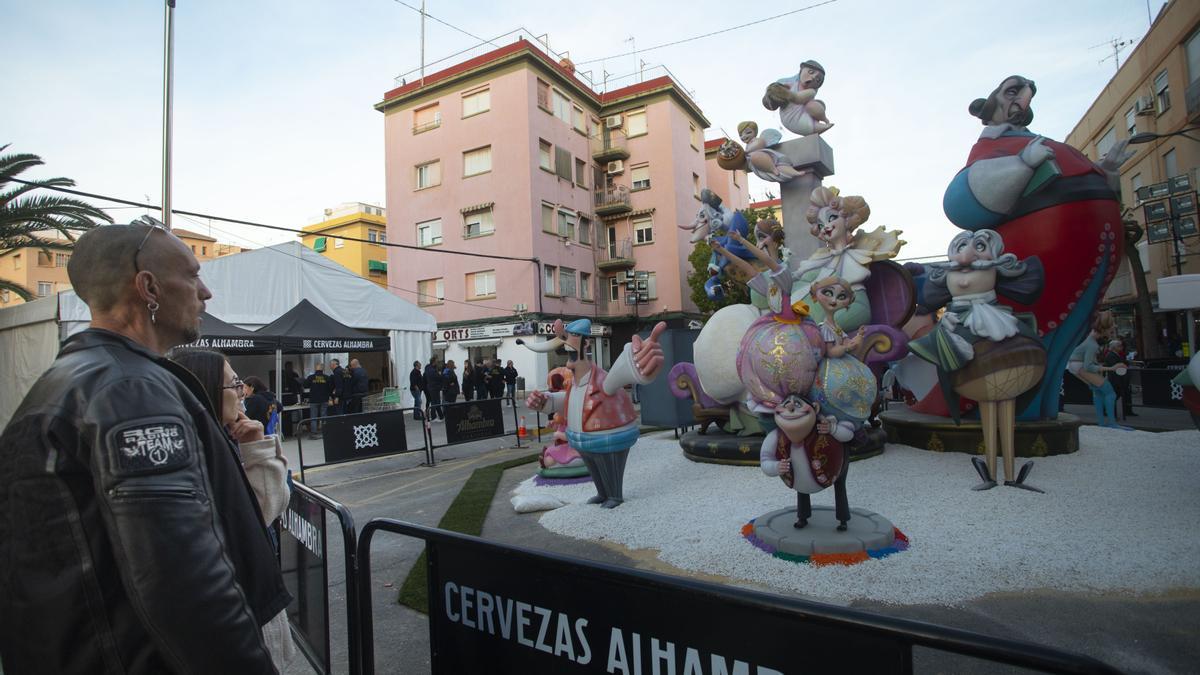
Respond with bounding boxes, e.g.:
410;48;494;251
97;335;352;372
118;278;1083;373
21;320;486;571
740;519;910;567
532;474;594;487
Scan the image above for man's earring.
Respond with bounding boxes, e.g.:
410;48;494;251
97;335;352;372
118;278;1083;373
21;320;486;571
147;301;159;325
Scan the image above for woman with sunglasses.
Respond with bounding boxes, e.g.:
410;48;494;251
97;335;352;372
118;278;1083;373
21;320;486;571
170;348;295;670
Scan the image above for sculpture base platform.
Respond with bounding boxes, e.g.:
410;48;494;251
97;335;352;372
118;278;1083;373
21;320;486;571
880;409;1081;456
680;427;887;466
748;506;901;559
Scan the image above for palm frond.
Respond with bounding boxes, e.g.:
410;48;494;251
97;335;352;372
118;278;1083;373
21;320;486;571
0;151;46;184
0;278;35;302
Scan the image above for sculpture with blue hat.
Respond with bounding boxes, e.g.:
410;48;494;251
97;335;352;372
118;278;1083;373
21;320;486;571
521;318;668;508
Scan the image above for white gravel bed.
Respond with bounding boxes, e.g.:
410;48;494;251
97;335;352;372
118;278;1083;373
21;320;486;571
511;427;1200;605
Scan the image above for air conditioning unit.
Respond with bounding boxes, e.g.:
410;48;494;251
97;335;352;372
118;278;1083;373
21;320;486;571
1134;95;1156;116
606;160;624;174
513;303;528;313
605;115;623;129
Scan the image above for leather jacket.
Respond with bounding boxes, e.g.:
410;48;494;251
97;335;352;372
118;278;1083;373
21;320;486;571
0;329;290;674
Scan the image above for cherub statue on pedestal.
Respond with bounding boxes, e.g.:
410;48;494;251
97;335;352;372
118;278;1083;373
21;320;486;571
762;60;834;136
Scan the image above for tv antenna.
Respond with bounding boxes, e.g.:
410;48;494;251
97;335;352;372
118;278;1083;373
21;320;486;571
1090;37;1134;75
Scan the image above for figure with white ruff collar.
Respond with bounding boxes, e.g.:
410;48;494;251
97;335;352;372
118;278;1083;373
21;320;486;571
522;318;668;508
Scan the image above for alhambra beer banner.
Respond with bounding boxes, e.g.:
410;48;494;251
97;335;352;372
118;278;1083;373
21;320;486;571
444;398;506;445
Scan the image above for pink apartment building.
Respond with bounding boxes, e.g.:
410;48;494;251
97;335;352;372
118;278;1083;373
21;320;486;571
376;39;747;386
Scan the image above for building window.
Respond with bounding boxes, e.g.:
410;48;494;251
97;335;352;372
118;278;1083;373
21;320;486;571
537;79;551;111
413;103;441;133
580;271;592;301
417;219;443;247
462;87;490;117
625;108;647;136
463;206;494;238
1129;172;1143;204
190;245;196;253
201;246;207;256
415;160;441;189
368;229;387;243
559;267;577;298
0;290;9;303
634;216;653;244
555;147;572;181
609;276;620;302
572;105;586;133
1125;106;1136;136
575;158;587;187
334;238;345;249
543;264;558;295
579;216;592;245
541;203;556;233
368;260;387;275
558;210;576;239
1096;127;1116;160
13;254;21;270
1165;149;1179;178
55;252;70;267
539;139;553;171
631;164;650;191
690;122;700;149
1188;27;1200;84
552;89;572;124
313;236;327;252
693;173;701;198
732;170;739;188
37;251;52;267
463;145;492;177
645;272;657;299
417;278;444;306
467;270;496;299
37;281;53;297
1154;70;1170;114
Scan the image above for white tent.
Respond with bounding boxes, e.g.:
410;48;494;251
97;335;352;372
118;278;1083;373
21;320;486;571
4;242;435;427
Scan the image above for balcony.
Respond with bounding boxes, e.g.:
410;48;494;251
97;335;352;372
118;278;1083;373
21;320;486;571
595;185;632;216
592;131;629;163
597;237;635;271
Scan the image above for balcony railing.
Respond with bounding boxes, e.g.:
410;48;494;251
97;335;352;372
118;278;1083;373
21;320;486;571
591;131;629;162
412;115;442;134
595;185;632;216
597;237;635;271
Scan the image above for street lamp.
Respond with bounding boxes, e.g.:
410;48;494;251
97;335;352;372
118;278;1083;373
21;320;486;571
1128;126;1200;145
1129;126;1199;276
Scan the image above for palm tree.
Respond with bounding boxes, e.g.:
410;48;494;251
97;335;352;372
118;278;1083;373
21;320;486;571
0;144;113;301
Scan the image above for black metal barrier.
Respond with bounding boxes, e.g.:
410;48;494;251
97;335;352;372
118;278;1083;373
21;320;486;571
355;520;1119;675
277;481;360;675
296;407;427;480
424;396;524;466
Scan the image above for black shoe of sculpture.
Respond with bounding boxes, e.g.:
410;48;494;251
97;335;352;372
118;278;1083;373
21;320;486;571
1004;460;1045;493
971;456;998;491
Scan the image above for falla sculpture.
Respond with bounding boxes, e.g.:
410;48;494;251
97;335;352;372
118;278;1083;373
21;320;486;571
907;229;1047;491
716;121;811;184
762;60;834;136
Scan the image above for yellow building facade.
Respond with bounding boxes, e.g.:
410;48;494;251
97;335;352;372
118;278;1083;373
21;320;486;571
299;202;389;288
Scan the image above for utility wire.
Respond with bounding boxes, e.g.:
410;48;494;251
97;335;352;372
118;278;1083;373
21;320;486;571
177;213;526;315
388;0;499;50
7;177;539;264
574;0;840;66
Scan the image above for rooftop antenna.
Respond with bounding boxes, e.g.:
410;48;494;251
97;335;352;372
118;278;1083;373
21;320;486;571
639;58;646;83
419;0;426;85
1090;37;1133;75
624;36;636;83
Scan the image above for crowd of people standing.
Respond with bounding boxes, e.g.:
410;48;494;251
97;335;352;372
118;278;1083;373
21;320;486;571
408;357;519;420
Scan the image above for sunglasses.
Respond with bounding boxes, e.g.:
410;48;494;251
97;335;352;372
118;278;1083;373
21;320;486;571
132;216;169;273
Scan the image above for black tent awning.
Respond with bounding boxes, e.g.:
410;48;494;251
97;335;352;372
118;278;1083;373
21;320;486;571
255;299;390;353
179;312;279;354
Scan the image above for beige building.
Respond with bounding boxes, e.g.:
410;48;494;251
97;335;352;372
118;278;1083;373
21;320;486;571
0;228;247;309
298;202;389;288
1065;0;1200;355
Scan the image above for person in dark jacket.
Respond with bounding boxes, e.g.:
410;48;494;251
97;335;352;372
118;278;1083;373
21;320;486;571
443;360;460;403
462;361;475;401
305;363;333;436
0;221;289;673
424;358;445;420
243;376;280;433
503;360;518;402
475;360;490;400
346;358;369;414
329;358;346;415
409;360;425;419
282;360;304;405
489;360;506;399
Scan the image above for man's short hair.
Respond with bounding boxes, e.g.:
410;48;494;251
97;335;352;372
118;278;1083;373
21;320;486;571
67;224;156;312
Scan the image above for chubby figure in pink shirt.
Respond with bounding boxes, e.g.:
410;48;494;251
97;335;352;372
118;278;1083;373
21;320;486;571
523;318;667;508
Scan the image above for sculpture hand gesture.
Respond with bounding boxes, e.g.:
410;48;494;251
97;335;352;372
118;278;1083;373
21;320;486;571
630;322;668;381
1099;138;1135;174
1019;136;1055;168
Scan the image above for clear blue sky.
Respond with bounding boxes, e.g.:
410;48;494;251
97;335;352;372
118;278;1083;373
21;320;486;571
2;0;1167;258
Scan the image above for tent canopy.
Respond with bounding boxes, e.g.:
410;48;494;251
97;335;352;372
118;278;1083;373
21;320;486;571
178;311;278;354
255;299;390;353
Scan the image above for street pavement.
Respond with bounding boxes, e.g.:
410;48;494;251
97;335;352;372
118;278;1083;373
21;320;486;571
280;400;1198;675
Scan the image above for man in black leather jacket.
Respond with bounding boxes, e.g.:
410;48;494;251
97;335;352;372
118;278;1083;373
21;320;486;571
0;221;290;674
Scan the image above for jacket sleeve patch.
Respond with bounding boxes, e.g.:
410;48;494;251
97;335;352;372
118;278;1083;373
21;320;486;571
106;417;195;476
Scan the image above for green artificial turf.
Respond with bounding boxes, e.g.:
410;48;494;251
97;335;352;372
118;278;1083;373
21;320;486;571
397;453;539;614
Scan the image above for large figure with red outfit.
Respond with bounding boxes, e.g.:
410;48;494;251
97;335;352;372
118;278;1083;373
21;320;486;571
940;75;1133;419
